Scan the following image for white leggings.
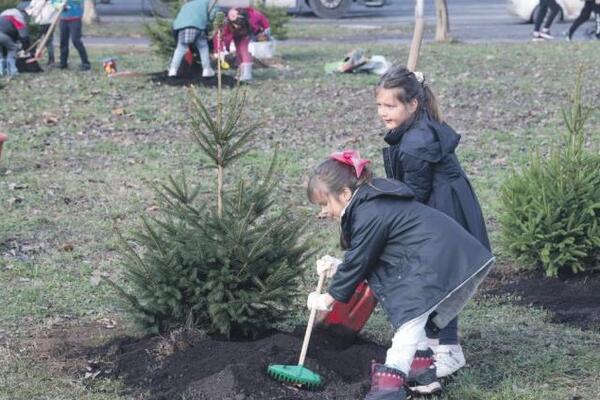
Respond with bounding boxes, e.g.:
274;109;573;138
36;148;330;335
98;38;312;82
168;36;210;73
385;311;432;374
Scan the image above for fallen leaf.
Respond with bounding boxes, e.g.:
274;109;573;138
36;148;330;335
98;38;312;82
112;108;126;116
90;274;102;287
59;243;75;252
7;197;23;205
491;157;507;167
43;114;59;125
98;318;118;329
9;183;28;190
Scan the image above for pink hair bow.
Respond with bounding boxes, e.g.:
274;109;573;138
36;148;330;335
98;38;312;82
330;150;371;178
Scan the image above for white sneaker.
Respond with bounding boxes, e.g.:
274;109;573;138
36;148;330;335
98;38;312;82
532;31;545;41
167;68;177;77
202;67;215;78
539;29;555;40
434;344;466;378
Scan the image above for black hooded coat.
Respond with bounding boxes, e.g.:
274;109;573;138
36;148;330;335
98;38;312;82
327;178;494;330
382;113;491;250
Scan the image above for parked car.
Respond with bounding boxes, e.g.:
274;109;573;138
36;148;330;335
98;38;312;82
507;0;584;23
219;0;387;19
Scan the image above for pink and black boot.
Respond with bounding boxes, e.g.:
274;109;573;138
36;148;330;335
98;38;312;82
407;349;442;395
364;362;408;400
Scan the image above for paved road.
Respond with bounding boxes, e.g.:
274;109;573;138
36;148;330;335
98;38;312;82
91;0;583;45
295;0;574;42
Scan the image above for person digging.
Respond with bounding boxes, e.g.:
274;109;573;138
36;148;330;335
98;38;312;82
26;0;59;66
167;0;217;78
0;8;31;76
212;7;270;82
305;151;494;399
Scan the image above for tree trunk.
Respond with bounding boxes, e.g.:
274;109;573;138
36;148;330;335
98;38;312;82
435;0;450;42
217;146;223;218
407;0;425;72
83;0;99;25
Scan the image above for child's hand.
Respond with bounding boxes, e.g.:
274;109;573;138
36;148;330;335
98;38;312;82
316;255;342;278
307;292;334;311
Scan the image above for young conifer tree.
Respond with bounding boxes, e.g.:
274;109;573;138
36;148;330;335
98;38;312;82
111;14;312;338
500;69;600;277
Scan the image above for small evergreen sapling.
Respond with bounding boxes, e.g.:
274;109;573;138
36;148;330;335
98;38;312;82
499;70;600;277
111;70;312;338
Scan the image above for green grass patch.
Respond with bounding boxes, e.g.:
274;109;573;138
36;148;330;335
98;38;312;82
1;41;600;399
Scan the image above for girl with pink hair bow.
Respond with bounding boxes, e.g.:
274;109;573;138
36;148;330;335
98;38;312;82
305;150;494;400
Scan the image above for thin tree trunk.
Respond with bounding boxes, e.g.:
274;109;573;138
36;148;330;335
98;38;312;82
83;0;99;25
435;0;450;42
407;0;425;72
216;23;224;218
217;146;223;217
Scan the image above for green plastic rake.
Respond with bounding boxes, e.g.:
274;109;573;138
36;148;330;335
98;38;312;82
267;273;326;390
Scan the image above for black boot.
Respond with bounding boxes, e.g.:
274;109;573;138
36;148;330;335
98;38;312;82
364;362;407;400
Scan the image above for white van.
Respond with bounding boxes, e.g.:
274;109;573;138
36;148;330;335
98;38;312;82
507;0;584;22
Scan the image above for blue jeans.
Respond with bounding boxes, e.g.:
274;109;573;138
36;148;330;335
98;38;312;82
169;31;210;73
59;19;90;67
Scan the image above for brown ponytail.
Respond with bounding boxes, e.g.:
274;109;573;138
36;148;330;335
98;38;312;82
376;66;443;123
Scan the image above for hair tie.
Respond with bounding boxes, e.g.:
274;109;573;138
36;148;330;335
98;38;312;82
413;71;425;84
330;150;371;178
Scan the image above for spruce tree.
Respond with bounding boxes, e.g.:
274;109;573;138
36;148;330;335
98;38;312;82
111;35;313;337
499;69;600;277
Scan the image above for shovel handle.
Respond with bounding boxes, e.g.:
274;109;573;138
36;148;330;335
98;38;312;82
298;273;327;367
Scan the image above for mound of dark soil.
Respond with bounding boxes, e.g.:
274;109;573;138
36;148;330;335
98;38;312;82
16;57;43;73
484;269;600;331
148;61;238;88
94;328;386;400
149;71;239;88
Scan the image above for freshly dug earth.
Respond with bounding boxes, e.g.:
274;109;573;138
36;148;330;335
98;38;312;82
483;269;600;331
148;61;238;88
148;71;239;88
15;57;43;73
94;328;386;399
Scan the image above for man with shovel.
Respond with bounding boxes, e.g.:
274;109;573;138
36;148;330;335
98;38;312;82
0;8;31;76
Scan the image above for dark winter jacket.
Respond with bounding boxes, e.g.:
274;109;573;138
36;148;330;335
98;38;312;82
0;9;30;49
382;113;490;250
327;178;494;330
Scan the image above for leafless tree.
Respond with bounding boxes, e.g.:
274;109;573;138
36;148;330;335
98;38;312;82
435;0;450;42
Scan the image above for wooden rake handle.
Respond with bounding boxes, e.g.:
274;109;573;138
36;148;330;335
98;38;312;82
29;3;65;62
298;272;327;367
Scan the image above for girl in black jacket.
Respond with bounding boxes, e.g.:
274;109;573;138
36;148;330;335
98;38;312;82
376;66;490;379
306;152;494;400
